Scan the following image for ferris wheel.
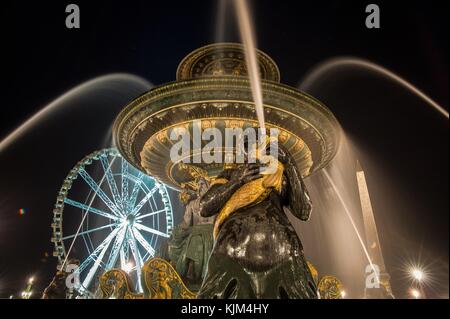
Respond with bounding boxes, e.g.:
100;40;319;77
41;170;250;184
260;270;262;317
51;148;173;297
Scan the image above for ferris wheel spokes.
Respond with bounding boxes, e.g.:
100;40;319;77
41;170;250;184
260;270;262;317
128;172;145;212
131;186;159;217
121;157;129;207
78;168;122;217
77;226;120;275
80;226;122;290
105;226;127;270
133;228;156;256
63;198;120;221
134;223;170;238
62;222;118;240
100;155;125;212
135;209;166;221
128;231;144;292
119;238;130;270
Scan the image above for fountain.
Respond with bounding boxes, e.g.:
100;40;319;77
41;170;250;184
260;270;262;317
108;0;347;299
112;43;341;190
111;40;343;298
0;0;445;300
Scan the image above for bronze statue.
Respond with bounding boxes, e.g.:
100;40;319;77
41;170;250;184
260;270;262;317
197;144;318;299
159;177;215;292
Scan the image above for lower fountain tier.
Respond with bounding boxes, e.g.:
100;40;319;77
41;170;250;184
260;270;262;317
113;76;341;189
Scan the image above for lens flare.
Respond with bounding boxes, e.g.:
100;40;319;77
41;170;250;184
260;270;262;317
411;268;425;282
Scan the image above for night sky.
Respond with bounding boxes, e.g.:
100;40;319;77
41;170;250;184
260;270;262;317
0;0;448;298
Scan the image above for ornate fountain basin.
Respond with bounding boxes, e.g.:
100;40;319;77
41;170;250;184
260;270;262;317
113;43;341;190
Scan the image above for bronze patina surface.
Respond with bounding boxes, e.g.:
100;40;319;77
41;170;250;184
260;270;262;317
176;42;280;82
113;43;341;190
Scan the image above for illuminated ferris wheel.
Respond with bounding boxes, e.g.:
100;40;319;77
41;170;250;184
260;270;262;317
51;148;173;297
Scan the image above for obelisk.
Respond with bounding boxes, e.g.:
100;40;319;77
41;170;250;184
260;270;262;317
356;160;394;298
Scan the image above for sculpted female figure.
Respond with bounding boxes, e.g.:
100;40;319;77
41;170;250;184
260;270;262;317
159;177;215;292
197;145;318;299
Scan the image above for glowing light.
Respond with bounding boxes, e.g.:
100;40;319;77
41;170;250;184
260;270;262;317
21;290;32;299
411;268;425;282
18;208;27;216
410;288;421;299
341;290;346;298
122;262;134;274
403;260;431;287
28;276;34;284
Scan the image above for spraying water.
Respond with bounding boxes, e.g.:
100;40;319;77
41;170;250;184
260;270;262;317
234;0;265;130
215;0;228;43
290;135;379;297
0;73;153;294
300;57;449;119
0;74;151;153
233;1;377;295
323;169;379;283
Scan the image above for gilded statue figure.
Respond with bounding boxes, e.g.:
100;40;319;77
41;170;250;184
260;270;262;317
197;143;317;299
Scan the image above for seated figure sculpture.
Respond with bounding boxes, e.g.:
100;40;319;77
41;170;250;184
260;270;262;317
159;176;215;292
197;142;318;299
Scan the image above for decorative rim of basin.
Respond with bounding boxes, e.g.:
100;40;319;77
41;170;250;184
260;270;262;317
113;76;341;190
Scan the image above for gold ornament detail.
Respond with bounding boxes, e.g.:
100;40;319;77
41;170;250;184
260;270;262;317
141;257;197;299
213;160;284;239
307;261;319;286
176;43;280;82
114;40;342;189
178;163;211;192
99;269;144;299
317;275;344;299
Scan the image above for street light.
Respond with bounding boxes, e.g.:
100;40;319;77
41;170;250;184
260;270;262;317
21;290;32;299
405;261;429;285
21;276;35;299
410;268;425;282
410;288;421;299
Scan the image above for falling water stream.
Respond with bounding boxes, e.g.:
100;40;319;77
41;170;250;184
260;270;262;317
323;169;378;281
0;74;151;152
300;57;449;119
232;0;378;291
0;0;445;298
234;0;265;130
